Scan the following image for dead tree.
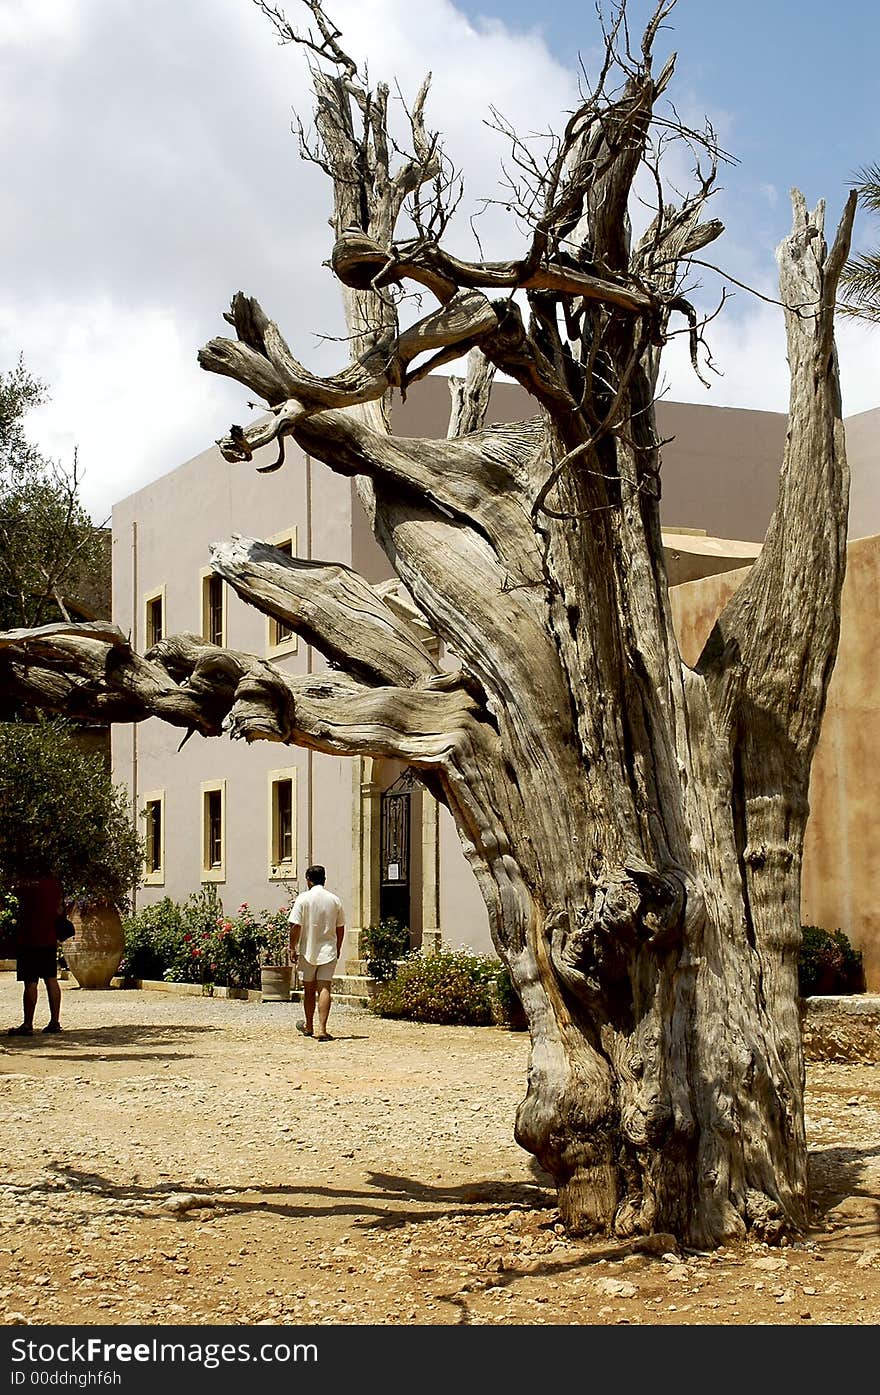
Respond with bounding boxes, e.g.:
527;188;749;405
0;1;856;1246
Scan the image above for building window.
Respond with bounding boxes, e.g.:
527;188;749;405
201;569;225;647
201;781;226;882
266;530;298;657
144;586;165;650
142;791;165;885
268;767;297;879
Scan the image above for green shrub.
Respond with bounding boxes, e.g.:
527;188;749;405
0;887;18;957
0;887;17;935
120;891;293;989
798;925;865;996
120;897;184;981
0;717;143;910
361;917;410;980
830;929;866;993
370;946;524;1027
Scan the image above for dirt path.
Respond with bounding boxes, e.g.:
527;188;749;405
1;973;879;1326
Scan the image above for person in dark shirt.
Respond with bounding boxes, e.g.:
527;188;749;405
8;875;64;1035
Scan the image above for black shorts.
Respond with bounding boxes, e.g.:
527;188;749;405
16;947;58;983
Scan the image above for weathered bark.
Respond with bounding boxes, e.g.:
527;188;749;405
0;2;856;1246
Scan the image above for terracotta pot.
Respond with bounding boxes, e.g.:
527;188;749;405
260;965;293;1002
65;904;125;990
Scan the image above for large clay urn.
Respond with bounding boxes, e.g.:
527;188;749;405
65;903;125;989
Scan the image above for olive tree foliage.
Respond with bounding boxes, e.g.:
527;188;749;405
0;719;143;910
0;359;107;634
0;0;856;1246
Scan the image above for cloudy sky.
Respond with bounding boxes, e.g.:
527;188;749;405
4;0;880;521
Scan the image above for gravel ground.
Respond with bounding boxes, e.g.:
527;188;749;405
1;972;879;1327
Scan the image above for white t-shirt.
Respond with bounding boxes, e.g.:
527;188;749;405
289;885;345;966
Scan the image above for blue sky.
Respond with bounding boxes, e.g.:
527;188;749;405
3;0;879;521
455;0;880;262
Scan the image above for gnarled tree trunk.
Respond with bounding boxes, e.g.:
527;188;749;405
0;1;856;1246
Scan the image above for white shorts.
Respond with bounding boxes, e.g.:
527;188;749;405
298;958;335;984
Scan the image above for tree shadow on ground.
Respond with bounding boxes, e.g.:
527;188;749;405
2;1022;217;1060
30;1161;555;1232
808;1143;880;1213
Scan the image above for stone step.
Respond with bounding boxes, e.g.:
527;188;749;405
290;989;371;1009
291;972;377;1007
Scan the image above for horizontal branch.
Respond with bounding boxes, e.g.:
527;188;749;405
224;667;487;764
329;227;657;314
0;623;226;733
199;288;497;417
216;405;548;581
0;622;492;769
209;535;440;687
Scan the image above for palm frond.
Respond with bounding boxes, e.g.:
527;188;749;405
839;250;880;318
852;163;880;215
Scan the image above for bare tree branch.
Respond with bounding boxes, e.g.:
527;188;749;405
209;534;440;687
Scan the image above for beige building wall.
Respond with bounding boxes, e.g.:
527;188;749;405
841;406;880;540
669;538;880;991
112;433;360;923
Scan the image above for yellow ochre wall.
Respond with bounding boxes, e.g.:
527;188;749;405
670;536;880;991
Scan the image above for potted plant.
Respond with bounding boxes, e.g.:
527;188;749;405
0;719;143;987
258;909;294;1002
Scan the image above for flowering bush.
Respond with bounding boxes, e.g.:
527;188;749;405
370;946;522;1026
121;890;293;989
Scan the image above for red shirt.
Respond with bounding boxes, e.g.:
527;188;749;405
13;877;63;950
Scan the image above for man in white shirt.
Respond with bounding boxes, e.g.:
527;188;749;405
289;864;345;1041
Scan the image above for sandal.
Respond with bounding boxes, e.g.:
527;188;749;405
7;1024;33;1036
42;1022;63;1033
295;1022;313;1037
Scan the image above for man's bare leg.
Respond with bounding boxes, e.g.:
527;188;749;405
9;980;38;1034
302;981;317;1035
316;983;332;1038
45;976;62;1030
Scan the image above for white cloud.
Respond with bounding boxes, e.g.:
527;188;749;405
3;0;582;520
659;294;880;418
0;0;79;47
3;0;876;527
0;298;243;521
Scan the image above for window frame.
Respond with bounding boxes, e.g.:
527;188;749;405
143;585;166;651
141;790;166;886
200;567;227;648
267;766;297;881
200;780;226;883
266;529;299;658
